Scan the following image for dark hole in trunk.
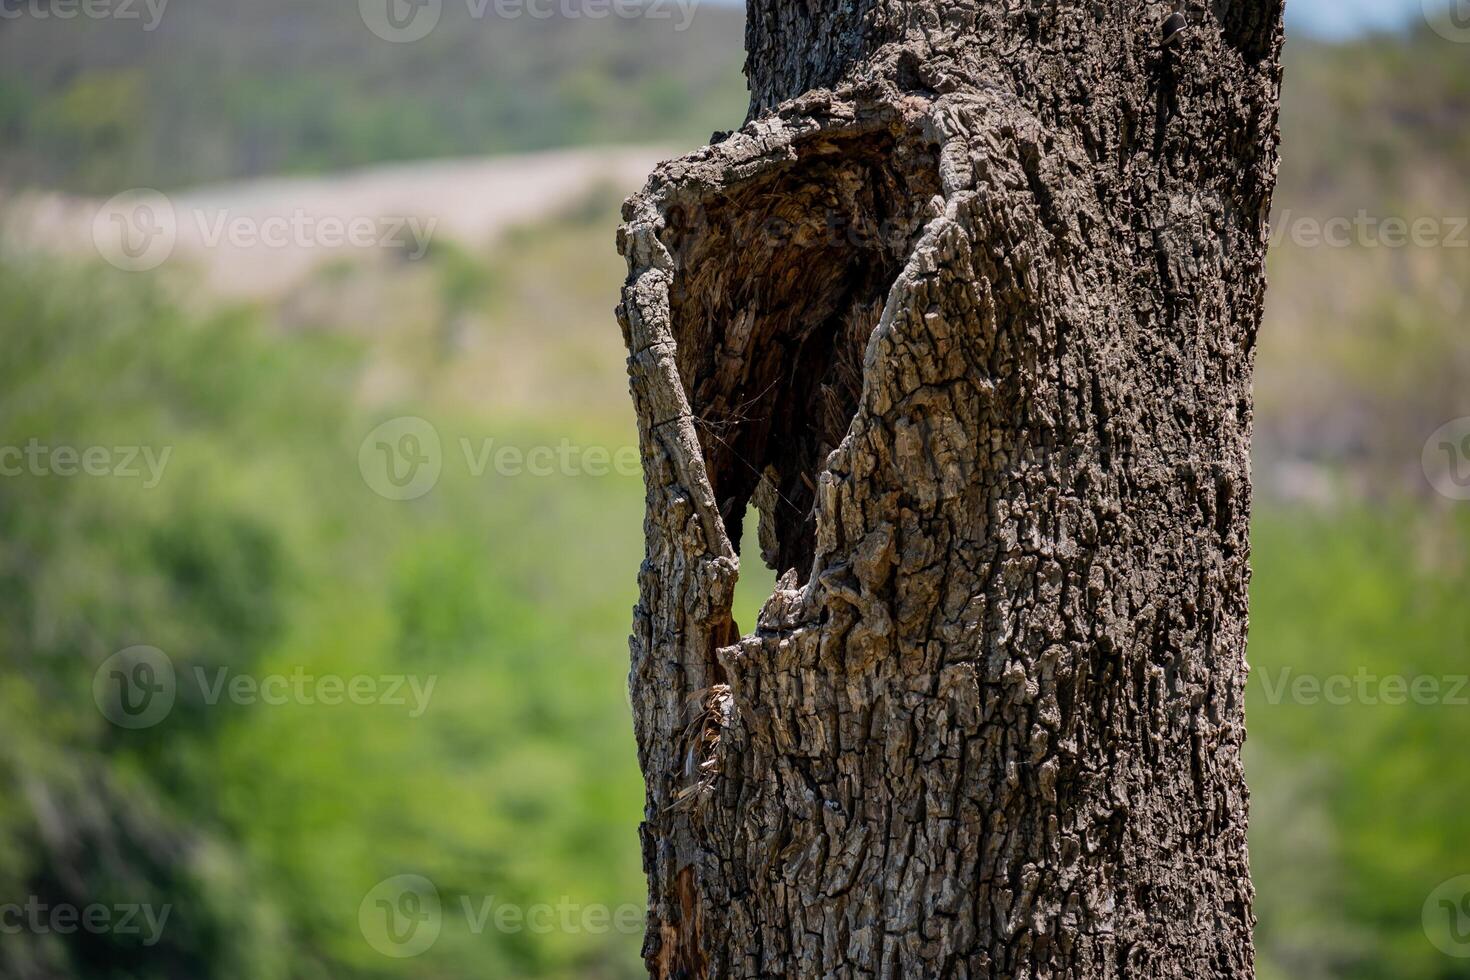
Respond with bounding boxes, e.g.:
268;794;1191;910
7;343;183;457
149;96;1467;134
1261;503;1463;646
661;130;939;585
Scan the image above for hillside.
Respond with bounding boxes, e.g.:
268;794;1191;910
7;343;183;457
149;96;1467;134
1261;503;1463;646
0;0;748;193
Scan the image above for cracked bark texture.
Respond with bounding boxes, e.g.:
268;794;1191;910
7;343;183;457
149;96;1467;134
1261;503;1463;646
616;2;1284;977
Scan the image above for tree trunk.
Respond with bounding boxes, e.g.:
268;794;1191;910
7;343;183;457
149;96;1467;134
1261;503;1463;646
617;2;1285;977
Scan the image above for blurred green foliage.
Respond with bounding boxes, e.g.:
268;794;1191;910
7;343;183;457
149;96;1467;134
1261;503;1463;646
0;257;651;978
1249;509;1470;980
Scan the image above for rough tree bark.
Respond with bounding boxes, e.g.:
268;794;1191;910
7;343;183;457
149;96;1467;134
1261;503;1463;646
616;2;1285;977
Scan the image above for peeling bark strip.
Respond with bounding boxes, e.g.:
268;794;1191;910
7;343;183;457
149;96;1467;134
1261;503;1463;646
617;2;1284;977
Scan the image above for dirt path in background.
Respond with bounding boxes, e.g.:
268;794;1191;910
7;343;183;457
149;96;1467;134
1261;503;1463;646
0;146;669;297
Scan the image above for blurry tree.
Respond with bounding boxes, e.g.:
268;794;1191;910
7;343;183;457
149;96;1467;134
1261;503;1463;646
617;1;1287;977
